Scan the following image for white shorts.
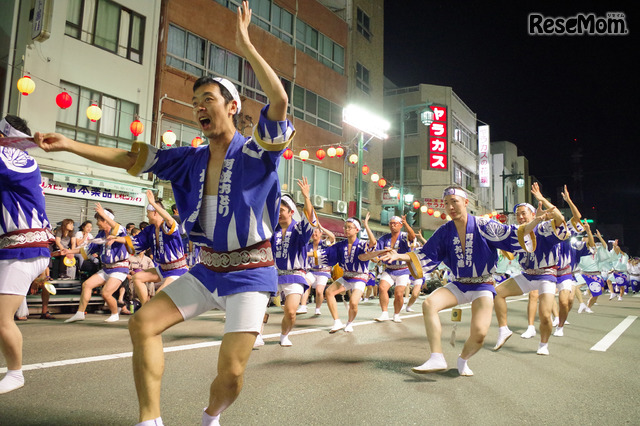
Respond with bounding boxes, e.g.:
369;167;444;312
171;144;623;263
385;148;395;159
443;283;493;305
335;277;366;293
307;273;329;289
278;282;304;297
0;257;49;296
379;271;411;287
513;274;556;295
161;272;269;333
96;269;128;283
556;280;573;292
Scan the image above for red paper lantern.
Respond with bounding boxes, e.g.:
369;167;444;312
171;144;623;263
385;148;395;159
427;208;434;216
378;178;387;188
316;149;326;160
335;147;344;157
440;213;446;220
362;165;369;175
498;214;508;224
130;119;144;137
191;136;203;147
283;148;294;160
56;91;73;109
413;201;421;210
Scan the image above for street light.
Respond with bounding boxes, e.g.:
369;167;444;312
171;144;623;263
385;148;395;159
397;99;433;215
343;105;390;222
501;172;524;214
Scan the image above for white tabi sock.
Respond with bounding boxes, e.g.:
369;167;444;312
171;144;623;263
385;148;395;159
135;417;164;426
0;369;24;394
202;409;221;426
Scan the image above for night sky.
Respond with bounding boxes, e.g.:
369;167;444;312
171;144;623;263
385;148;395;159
384;0;640;253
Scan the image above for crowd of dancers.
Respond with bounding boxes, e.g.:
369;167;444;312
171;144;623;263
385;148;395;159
1;2;636;425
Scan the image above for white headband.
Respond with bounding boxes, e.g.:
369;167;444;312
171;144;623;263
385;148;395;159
345;218;361;231
103;210;115;221
389;216;403;224
443;187;467;199
213;78;241;114
146;204;156;212
514;203;536;214
0;118;30;138
280;194;297;214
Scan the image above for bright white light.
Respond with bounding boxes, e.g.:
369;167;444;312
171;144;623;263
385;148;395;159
343;104;390;140
404;193;414;204
388;187;399;198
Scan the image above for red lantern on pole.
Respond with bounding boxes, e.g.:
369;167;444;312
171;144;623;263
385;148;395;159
130;119;144;137
316;149;326;160
335;147;344;157
413;201;421;210
362;165;369;175
56;91;73;109
283;148;294;160
378;178;387;188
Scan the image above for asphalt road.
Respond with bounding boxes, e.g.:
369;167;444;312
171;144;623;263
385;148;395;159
2;293;639;425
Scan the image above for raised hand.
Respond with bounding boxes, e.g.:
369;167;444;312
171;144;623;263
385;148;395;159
531;182;543;201
296;176;311;199
236;0;253;54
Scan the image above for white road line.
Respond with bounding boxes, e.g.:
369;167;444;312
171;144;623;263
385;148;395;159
2;296;530;373
590;315;638;352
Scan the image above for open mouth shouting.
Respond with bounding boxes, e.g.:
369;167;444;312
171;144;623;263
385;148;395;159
199;116;212;131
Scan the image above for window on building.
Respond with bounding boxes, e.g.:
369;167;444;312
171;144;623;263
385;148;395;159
291;85;343;136
383;156;419;184
356;63;370;95
279;159;343;201
55;81;139;151
452;118;475;153
357;8;372;41
65;0;145;64
389;111;418;137
454;162;475;191
295;19;345;74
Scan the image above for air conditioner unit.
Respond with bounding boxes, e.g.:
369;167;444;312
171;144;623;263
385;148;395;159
312;194;325;208
294;191;305;205
333;199;347;214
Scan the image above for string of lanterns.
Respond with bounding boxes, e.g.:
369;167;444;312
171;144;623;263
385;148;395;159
16;74;204;146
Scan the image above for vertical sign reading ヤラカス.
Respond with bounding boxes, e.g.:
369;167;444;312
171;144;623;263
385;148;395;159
478;125;491;187
429;105;448;170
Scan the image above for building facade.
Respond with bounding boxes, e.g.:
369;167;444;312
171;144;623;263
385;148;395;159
1;0;161;227
383;83;495;237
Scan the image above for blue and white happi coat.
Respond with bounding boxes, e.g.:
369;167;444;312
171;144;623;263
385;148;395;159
272;210;317;287
82;225;130;274
376;232;413;276
412;215;522;294
127;105;294;296
516;219;569;282
0;147;53;260
556;220;593;281
318;238;374;283
127;220;187;277
308;240;332;278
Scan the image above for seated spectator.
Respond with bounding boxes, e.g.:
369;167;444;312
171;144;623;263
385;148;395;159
54;219;76;279
74;221;94;276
